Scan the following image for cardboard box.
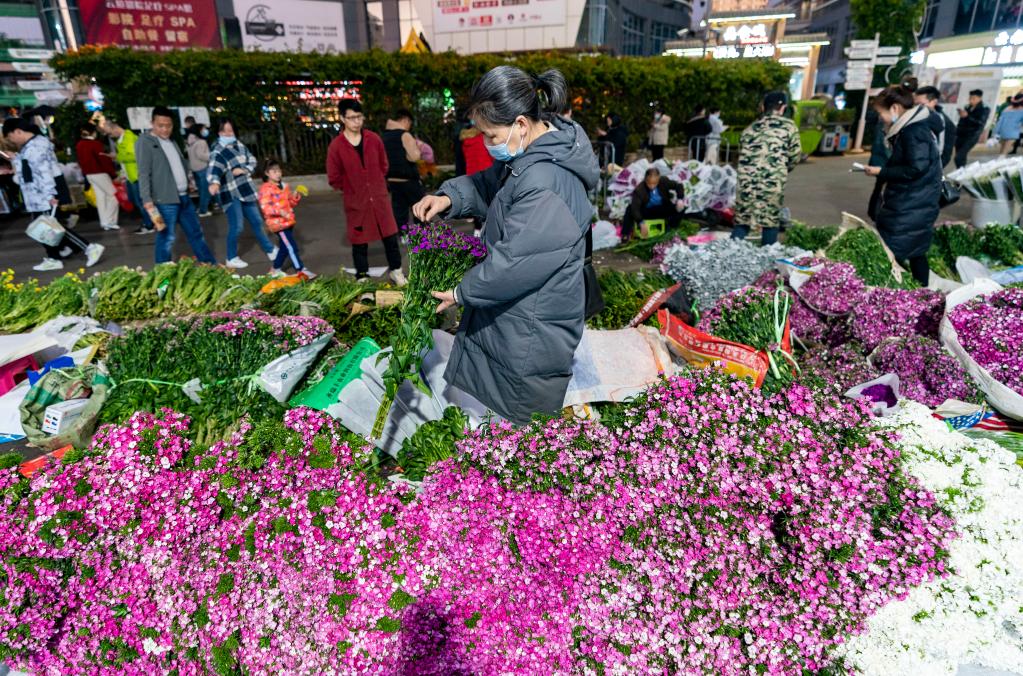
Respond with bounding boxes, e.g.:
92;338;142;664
41;398;89;435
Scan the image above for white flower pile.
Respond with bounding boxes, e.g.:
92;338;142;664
605;158;737;220
842;402;1023;675
948;156;1023;201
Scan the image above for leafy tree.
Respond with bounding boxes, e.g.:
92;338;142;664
850;0;927;53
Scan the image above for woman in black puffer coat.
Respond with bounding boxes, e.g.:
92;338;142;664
865;84;942;286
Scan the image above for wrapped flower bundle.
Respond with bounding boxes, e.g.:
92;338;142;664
948;156;1020;200
851;287;945;352
698;285;797;391
948;287;1023;396
794;259;867;316
870;336;981;408
373;223;486;438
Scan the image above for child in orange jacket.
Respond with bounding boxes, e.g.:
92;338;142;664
258;158;314;278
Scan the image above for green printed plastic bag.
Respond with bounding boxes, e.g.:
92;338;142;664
20;365;110;451
289;337;380;411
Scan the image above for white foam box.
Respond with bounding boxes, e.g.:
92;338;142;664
41;398;89;435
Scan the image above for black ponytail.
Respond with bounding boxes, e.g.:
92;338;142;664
467;65;569;125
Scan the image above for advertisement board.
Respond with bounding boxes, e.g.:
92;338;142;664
234;0;346;53
432;0;565;34
78;0;222;51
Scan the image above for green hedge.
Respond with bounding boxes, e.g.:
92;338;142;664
52;47;790;169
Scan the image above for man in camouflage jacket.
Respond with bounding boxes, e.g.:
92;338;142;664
731;91;802;245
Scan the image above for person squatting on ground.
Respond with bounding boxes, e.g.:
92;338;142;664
258;157;315;280
863;84;942;288
622;167;685;242
326;98;406;286
207;118;278;269
135;106;218;265
3;117;104;271
731;91;802;245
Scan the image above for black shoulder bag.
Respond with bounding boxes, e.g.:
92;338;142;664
583;227;605;320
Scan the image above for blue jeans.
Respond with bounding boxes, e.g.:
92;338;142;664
154;194;218;264
224;197;274;259
125;179;152;227
193;171;211;214
730;224;779;246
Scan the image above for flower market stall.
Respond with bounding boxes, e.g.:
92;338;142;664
1;217;1023;675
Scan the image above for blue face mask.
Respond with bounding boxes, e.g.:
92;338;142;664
485;125;523;162
220;135;236;144
201;129;209;138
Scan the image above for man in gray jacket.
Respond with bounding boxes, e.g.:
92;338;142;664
136;106;217;264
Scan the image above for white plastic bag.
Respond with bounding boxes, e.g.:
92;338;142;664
25;207;64;247
939;279;1023;420
257;332;332;402
844;373;902;416
591;220;620;250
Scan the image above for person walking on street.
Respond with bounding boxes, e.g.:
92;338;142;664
102;118;152;234
706;107;726;164
412;66;599;425
596;112;627;167
136;106;218;265
683;105;713;162
992;94;1023;155
731;91;801;245
186;123;213;217
76;123;120;230
622;167;684;242
862;84;941;287
954;89;990;168
382;108;425;228
326;98;405;286
258;157;314;279
3;117;103;271
207;118;277;269
647;103;671;161
913;86;956;168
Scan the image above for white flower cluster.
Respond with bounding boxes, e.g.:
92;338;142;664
948;156;1023;201
842;402;1023;675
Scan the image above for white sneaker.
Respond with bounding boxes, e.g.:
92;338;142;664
101;223;120;231
66;214;80;229
198;211;212;218
389;268;408;287
267;247;279;261
269;268;286;278
85;243;104;267
59;246;73;258
298;269;317;280
33;257;63;272
226;257;249;269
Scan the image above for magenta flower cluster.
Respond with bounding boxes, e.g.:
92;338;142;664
801;342;879;392
850;288;945;352
404;222;487;259
795;259;867;316
870;337;981;407
200;310;330;349
948;287;1023;396
1;370;957;674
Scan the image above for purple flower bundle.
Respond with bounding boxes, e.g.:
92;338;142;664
949;287;1023;396
851;287;945;352
795;260;867;316
871;336;982;407
0;371;957;674
374;223;486;438
800;342;879;392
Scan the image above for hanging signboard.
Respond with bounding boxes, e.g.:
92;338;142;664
432;0;566;34
233;0;346;53
78;0;222;51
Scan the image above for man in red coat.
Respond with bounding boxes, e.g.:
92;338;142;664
327;99;405;285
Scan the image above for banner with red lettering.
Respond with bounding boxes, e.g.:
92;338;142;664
79;0;222;51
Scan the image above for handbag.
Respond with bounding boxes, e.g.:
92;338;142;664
938;177;961;208
583;228;605;320
25;206;65;247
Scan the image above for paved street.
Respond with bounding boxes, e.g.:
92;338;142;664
0;149;994;280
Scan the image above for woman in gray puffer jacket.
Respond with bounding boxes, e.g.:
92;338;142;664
413;66;599;424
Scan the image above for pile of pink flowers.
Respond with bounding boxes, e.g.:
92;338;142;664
795;259;867;316
1;369;957;674
850;287;945;352
948;286;1023;396
871;336;982;407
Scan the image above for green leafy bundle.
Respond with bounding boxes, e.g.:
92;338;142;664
825;228;918;289
782;223;839;252
0;270;89;334
397;406;469;481
588;269;675;330
980;224;1023;267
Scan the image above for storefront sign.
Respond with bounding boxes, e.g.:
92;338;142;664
78;0;221;50
432;0;565;34
234;0;345;53
713;0;768;11
713;43;775;59
721;23;769;45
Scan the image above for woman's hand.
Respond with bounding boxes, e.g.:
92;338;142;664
412;195;451;222
864;166;881;177
432;290;456;313
232;167;247;176
209;183;220;195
